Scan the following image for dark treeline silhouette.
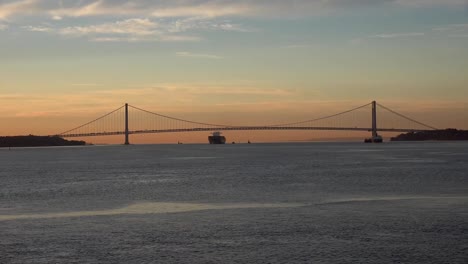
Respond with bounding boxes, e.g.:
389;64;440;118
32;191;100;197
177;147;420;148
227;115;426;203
0;135;86;148
391;129;468;141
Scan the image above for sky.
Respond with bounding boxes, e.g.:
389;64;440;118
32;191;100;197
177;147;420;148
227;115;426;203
1;0;468;143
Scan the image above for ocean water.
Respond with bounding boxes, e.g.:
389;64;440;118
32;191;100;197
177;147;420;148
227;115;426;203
0;142;467;263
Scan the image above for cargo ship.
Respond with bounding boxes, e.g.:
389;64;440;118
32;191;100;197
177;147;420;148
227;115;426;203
208;132;226;144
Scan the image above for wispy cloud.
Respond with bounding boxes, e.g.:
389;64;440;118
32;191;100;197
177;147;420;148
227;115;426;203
195;88;292;96
152;83;293;96
20;18;203;42
90;36;147;42
433;24;468;31
60;18;157;36
353;23;468;44
448;34;468;38
159;35;201;42
18;16;246;42
22;25;52;32
393;0;467;8
282;44;313;49
0;84;296;119
1;0;466;21
4;1;465;43
71;83;102;87
48;0;142;18
373;32;425;38
14;111;65;118
169;17;254;33
176;51;223;59
350;32;425;45
0;0;38;20
150;3;250;18
83;33;201;43
0;23;8;30
433;23;468;38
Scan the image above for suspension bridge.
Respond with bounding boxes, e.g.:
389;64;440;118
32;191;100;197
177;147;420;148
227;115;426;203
56;101;437;144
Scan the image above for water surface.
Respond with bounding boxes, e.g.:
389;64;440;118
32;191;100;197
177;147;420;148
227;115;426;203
1;142;467;263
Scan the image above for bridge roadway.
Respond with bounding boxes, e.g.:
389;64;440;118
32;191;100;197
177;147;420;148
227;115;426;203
59;126;430;138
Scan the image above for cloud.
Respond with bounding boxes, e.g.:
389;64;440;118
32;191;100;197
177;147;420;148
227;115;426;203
59;18;158;36
433;23;468;37
393;0;467;7
0;0;38;20
0;23;8;30
353;23;468;43
71;83;102;87
1;0;466;21
433;24;468;31
152;83;293;96
448;34;468;38
3;1;463;43
150;3;250;18
0;84;295;120
432;23;468;38
89;35;201;42
323;0;395;8
176;51;223;59
17;16;245;42
90;37;141;42
282;44;313;49
48;0;146;18
168;17;254;33
195;88;291;96
216;22;255;32
15;111;65;118
159;35;201;42
21;18;202;42
350;32;425;45
22;25;52;32
373;32;425;38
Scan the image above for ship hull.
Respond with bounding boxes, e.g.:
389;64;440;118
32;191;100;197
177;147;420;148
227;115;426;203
208;136;226;144
364;136;383;143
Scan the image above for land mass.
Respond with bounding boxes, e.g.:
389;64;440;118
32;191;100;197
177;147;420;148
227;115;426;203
0;135;86;148
391;129;468;141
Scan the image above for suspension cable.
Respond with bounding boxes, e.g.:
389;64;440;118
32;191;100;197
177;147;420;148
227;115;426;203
268;102;372;127
128;105;232;128
377;103;438;130
58;105;125;135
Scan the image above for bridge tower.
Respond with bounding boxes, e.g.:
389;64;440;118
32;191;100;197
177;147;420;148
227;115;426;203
365;100;382;143
124;103;130;145
372;100;377;138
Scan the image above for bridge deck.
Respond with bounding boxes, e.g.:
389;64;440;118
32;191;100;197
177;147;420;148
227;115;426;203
59;126;430;138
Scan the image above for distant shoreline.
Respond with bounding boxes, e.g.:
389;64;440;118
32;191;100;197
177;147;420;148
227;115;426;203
0;135;86;148
2;134;468;148
391;129;468;141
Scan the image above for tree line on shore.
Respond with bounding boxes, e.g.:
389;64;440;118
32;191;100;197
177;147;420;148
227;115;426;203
0;135;86;148
391;129;468;141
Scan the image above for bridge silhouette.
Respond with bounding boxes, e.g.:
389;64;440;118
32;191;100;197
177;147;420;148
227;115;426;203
57;101;437;144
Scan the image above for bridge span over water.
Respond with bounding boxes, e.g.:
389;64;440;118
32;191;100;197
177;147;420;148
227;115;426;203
57;101;437;144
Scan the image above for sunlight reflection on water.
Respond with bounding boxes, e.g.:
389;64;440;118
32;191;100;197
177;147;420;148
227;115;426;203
0;202;304;221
